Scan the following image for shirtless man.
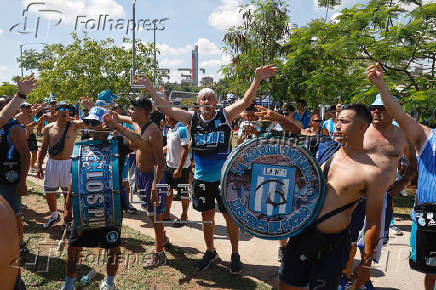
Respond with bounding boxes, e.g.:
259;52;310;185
15;102;44;171
37;102;85;230
106;97;167;267
134;65;277;274
368;62;436;290
276;104;385;290
341;95;417;288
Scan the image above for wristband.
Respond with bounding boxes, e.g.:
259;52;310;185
17;92;27;100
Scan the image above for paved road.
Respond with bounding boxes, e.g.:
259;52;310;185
26;167;425;289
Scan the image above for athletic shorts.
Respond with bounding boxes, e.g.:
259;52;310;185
137;171;167;215
43;158;72;193
279;227;351;289
192;178;226;213
69;227;121;249
122;157;128;183
163;166;190;190
27;133;38;152
410;215;436;274
0;184;20;214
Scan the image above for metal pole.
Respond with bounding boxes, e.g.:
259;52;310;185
132;0;136;74
153;21;157;84
20;45;24;78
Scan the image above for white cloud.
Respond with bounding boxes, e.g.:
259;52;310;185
22;0;125;25
196;38;221;55
157;38;221;57
330;12;341;23
159;58;184;67
157;43;192;56
0;65;15;83
208;0;254;31
200;54;231;68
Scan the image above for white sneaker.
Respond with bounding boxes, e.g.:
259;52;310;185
390;225;404;236
100;281;117;290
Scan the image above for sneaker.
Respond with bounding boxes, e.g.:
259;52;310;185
198;250;219;270
100;281;117;290
277;246;286;262
359;280;375;290
63;222;72;234
163;231;170;247
43;214;60;230
173;193;182;201
230;253;242;275
172;218;185;228
126;204;138;214
338;274;354;290
20;241;29;255
390;225;403;236
21;202;28;209
144;252;167;268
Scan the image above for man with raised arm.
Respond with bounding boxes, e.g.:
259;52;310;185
133;65;277;274
368;62;436;290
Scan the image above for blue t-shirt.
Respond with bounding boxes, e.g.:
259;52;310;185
411;129;436;220
294;111;312;129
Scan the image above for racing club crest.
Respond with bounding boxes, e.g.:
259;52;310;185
221;136;325;240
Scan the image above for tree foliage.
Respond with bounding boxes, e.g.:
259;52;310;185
0;82;18;97
221;0;435;118
20;33;156;104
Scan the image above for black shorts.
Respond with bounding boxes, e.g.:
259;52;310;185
69;227;121;249
278;227;351;289
163;166;190;190
27;133;38;152
192;178;226;213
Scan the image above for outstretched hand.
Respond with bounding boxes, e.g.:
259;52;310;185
17;73;38;95
133;75;154;96
367;62;385;88
254;105;283;122
80;96;94;109
254;65;278;82
102;112;117;129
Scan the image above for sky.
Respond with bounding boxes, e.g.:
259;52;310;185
0;0;428;84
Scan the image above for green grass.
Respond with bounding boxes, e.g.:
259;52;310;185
22;180;271;290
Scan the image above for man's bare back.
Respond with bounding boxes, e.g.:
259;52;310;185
317;150;381;234
134;122;162;172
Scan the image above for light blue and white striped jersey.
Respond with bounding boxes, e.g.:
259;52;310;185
411;129;436;220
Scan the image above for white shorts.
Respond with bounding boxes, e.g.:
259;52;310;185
44;158;72;194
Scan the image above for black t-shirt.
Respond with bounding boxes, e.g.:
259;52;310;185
151;110;165;126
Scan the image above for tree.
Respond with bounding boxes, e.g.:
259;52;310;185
0;82;18;97
221;0;290;98
20;33;156;104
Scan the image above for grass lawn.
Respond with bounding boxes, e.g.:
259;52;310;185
22;180;271;290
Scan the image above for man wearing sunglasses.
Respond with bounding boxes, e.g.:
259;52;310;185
36;102;86;230
368;62;436;290
340;94;417;289
61;106;132;290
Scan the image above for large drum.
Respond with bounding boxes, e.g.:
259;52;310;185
71;139;122;232
221;135;325;240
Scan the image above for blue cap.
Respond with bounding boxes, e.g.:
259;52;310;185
371;94;398;106
83;106;108;122
97;90;118;103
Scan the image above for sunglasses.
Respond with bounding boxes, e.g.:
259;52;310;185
21;106;31;109
84;119;101;127
57;107;70;112
313;119;322;122
369;105;385;111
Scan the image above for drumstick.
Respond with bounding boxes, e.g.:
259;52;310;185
57;227;67;253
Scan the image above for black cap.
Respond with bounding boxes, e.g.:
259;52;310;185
129;96;153;111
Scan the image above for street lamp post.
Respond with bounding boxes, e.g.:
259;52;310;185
19;42;46;77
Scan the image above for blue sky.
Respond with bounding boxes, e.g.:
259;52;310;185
0;0;423;84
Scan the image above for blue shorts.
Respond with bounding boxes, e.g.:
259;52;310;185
137;171;167;215
0;184;20;214
279;227;351;289
349;198;366;242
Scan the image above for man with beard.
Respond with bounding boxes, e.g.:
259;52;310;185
37;102;85;230
368;62;436;290
340;94;417;289
133;65;277;274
